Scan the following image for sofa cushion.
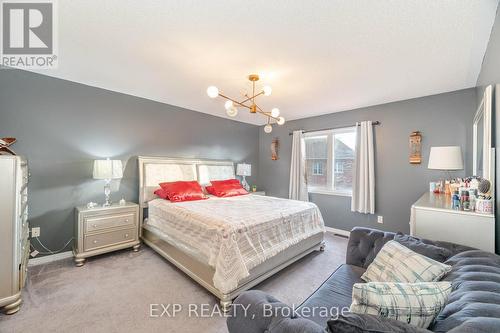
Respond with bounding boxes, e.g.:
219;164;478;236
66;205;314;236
298;264;365;327
327;313;432;333
350;282;452;328
394;232;453;262
361;241;451;283
431;250;500;332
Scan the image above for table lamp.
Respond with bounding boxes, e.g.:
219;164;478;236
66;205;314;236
93;158;123;206
428;146;463;189
236;163;251;191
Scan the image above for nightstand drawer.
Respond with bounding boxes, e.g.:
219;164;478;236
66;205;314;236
84;213;135;234
84;227;136;251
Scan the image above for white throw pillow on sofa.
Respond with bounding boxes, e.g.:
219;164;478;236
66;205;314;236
361;240;451;283
350;281;452;328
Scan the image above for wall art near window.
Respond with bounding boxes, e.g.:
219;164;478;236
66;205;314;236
409;131;422;164
271;137;279;160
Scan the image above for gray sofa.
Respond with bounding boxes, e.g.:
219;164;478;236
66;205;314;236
227;227;500;333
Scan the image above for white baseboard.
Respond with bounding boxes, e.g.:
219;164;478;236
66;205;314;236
325;227;351;237
28;251;73;267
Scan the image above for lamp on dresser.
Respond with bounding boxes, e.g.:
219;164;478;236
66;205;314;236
93;158;123;206
428;146;464;178
236;163;251;191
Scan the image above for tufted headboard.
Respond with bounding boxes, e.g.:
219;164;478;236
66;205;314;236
137;156;235;225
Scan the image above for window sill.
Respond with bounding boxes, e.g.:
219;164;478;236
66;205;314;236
308;189;352;197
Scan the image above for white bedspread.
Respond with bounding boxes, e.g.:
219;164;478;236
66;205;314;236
145;194;325;294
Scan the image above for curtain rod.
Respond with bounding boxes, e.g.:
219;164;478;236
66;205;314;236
288;121;380;136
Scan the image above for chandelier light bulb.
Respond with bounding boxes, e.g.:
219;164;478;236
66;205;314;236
226;106;238;117
263;86;272;96
207;86;219;98
271;108;280;118
264;124;273;133
277;116;285;125
224;100;234;110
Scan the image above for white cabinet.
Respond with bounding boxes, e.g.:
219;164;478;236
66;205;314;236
0;156;29;315
410;192;495;252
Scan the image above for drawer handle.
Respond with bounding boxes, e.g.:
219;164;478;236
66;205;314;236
125;219;129;223
93;240;98;244
93;224;98;228
125;233;129;238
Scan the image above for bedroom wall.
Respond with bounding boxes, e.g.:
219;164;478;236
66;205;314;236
0;69;259;255
258;88;477;234
476;5;500;253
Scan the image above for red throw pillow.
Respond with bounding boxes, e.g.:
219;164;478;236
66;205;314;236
159;181;207;202
210;179;240;187
209;181;248;197
154;188;169;200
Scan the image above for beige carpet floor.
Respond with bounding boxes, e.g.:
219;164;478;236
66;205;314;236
0;233;348;333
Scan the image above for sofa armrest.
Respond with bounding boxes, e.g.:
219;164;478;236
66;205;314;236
346;227;396;268
227;290;326;333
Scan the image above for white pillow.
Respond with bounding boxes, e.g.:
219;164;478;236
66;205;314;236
361;240;451;283
350;281;452;328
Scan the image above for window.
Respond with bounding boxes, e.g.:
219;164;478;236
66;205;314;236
312;161;323;175
304;127;356;195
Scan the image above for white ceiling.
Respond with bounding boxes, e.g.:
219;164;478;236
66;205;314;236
32;0;499;125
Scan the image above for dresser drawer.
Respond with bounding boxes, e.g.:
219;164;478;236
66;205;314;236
84;213;135;234
84;227;136;251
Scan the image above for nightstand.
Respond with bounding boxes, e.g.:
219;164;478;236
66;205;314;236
250;191;266;196
73;202;140;267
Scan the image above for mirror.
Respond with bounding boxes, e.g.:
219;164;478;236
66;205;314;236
473;85;493;182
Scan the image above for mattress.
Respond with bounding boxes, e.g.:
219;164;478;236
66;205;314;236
145;194;325;293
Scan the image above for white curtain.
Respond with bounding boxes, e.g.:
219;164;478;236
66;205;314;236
351;121;375;214
289;130;309;201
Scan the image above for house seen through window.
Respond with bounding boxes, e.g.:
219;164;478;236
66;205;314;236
304;127;356;195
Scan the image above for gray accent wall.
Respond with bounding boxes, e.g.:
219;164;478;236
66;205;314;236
477;6;500;253
258;89;477;234
0;69;259;254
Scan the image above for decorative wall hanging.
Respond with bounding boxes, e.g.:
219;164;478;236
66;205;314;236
409;131;422;164
206;74;285;133
0;137;17;155
271;137;279;160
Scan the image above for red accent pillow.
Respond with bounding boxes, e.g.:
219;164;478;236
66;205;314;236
208;181;249;197
210;179;240;187
159;181;207;202
154;188;169;200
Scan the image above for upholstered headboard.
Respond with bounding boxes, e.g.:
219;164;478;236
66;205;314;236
137;156;235;223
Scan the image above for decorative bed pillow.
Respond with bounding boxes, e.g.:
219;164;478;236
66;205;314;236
159;181;207;202
394;232;453;263
361;240;451;283
154;188;169;200
207;180;248;197
210;179;241;186
350;281;452;328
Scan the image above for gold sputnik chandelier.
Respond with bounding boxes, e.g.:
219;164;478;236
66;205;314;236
206;74;285;133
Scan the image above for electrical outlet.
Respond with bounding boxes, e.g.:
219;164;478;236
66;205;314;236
377;216;384;224
31;227;40;238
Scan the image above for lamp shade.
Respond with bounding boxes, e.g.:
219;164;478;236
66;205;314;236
236;163;251;176
93;159;123;180
428;146;463;170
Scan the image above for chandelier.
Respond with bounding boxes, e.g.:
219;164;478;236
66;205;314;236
206;74;285;133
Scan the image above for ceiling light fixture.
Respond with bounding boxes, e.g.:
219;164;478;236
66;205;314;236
207;74;285;133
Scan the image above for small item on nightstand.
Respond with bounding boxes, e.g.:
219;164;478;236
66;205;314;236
452;191;460;210
251;185;257;192
119;198;126;206
87;202;98;209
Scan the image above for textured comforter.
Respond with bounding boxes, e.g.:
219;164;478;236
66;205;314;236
145;194;325;293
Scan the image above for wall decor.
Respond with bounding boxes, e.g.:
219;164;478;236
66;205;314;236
0;137;17;155
409;131;422;164
271;137;279;160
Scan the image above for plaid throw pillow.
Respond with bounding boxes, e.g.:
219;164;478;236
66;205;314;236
361;241;451;283
350;282;452;328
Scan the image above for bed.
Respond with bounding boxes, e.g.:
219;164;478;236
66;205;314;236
138;156;325;311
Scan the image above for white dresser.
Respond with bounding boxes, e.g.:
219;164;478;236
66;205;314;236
410;192;495;252
0;156;30;315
